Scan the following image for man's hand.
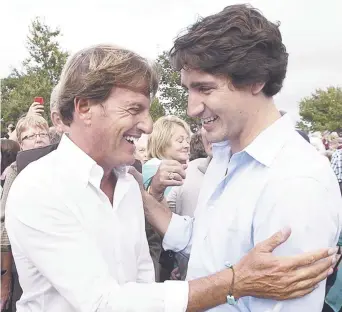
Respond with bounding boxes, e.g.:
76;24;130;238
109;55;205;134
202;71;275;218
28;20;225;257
170;266;181;280
149;160;187;198
27;102;44;116
1;271;11;311
233;227;338;300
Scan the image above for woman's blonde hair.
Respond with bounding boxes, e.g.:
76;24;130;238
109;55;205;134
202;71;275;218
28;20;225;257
16;115;49;143
147;115;191;160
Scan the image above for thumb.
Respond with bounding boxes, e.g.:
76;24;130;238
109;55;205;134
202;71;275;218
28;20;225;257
128;166;143;187
256;227;291;253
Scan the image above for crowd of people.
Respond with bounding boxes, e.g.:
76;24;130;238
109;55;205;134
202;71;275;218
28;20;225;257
1;4;342;312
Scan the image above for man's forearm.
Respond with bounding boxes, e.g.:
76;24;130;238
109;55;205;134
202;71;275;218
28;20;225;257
187;269;235;311
142;191;172;236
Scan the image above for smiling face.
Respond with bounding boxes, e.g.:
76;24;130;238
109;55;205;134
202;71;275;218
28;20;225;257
163;124;190;163
75;87;153;168
182;69;252;144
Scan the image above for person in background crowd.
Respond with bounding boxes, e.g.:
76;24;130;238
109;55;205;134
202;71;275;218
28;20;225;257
0;140;20;188
134;133;149;164
142;115;191;281
189;131;207;161
1;115;50;312
167;128;212;280
143;115;191;196
5;44;335;312
48;127;62;144
331;149;342;195
0;139;20;311
141;4;342;311
6;124;15;139
310;136;328;157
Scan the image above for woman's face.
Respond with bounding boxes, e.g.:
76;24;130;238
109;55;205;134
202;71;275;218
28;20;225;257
164;125;190;163
20;126;50;151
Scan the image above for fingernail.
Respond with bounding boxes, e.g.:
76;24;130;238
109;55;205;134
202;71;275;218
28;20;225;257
332;255;337;265
327;268;334;276
281;226;291;236
328;247;338;256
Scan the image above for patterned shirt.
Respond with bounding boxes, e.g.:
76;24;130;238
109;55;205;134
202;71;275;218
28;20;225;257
331;149;342;182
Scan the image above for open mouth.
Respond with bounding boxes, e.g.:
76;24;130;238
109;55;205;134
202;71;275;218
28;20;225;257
201;115;219;125
123;135;138;145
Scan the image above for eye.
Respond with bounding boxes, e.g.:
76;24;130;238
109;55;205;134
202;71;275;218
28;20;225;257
198;87;212;95
128;107;140;115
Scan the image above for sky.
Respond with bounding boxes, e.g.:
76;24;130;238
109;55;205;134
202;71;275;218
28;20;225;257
1;0;342;120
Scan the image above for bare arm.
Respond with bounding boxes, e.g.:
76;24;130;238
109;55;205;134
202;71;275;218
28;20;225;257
142;191;172;237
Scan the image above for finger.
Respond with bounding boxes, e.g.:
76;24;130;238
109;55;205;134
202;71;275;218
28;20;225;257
168;165;186;179
288;266;330;295
255;227;291;253
287;255;335;285
284;287;315;300
162;172;183;182
161;179;183;187
283;247;337;269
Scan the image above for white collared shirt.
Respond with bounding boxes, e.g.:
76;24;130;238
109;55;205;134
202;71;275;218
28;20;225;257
163;115;342;311
5;135;188;312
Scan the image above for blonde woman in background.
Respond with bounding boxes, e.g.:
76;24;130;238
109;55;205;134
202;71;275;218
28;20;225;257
143;115;191;196
142;115;191;282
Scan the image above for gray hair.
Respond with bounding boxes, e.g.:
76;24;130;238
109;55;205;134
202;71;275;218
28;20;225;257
50;83;60;113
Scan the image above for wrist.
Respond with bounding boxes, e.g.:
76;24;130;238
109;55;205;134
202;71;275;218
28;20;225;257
148;186;164;202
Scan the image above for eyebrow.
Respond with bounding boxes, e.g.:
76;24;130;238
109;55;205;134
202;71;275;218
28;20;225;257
181;81;217;90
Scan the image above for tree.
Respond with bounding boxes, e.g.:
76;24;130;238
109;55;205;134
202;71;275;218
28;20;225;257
150;98;165;122
1;18;68;125
156;52;199;132
297;87;342;133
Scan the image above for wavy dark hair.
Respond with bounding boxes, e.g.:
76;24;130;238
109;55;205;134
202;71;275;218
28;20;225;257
170;4;288;97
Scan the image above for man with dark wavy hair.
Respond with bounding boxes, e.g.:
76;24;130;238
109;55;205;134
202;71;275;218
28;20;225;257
143;4;342;311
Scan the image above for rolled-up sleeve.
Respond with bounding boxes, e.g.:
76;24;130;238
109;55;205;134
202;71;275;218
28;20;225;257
251;176;342;312
6;180;189;312
162;213;194;255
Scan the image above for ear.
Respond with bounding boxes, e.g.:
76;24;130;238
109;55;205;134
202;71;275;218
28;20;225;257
251;82;265;95
74;97;92;126
51;111;67;134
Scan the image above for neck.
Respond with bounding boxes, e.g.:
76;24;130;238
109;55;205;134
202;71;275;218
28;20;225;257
67;127;113;177
230;98;281;154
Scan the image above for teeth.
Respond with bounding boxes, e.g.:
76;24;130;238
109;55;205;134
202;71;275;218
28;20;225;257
124;136;138;144
201;116;218;124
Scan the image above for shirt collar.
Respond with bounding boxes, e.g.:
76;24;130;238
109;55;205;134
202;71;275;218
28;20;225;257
56;134;104;189
244;114;295;167
211;115;295;168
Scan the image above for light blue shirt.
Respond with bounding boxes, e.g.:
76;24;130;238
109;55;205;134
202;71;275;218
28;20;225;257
163;115;342;311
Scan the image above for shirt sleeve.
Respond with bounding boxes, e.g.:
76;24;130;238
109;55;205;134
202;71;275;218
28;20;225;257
5;179;189;312
162;213;194;255
250;176;342;312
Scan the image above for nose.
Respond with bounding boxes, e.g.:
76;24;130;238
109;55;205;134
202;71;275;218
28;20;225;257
138;113;153;135
187;92;204;118
183;140;190;149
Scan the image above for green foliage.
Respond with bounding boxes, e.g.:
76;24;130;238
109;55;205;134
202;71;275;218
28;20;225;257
150;98;165;122
156;52;199;132
298;87;342;132
1;17;68;125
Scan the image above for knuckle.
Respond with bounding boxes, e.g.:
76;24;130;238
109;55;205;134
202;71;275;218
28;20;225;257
306;255;315;266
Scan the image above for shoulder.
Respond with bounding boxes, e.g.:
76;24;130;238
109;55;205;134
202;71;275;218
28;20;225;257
271;133;336;185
